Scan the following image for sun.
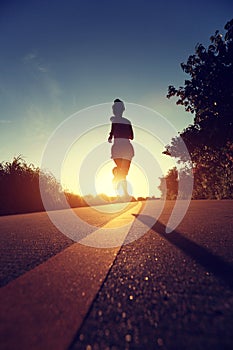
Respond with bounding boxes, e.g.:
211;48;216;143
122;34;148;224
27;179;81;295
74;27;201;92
95;160;149;198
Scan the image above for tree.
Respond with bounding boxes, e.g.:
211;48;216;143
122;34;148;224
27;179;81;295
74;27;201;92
158;167;178;200
162;19;233;199
167;19;233;154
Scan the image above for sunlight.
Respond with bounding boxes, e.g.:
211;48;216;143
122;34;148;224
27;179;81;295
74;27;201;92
95;161;149;198
59;103;179;199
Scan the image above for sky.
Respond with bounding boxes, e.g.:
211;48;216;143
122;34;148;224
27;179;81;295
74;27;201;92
0;0;232;197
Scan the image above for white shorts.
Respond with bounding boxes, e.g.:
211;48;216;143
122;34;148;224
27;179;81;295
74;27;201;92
111;139;134;160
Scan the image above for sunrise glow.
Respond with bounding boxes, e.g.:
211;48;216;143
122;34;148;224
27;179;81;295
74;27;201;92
58;103;179;199
95;161;149;198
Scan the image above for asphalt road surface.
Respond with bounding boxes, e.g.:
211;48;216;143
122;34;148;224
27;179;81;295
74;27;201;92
0;200;233;350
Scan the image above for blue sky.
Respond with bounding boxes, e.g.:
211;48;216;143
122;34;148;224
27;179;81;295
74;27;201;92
0;0;232;173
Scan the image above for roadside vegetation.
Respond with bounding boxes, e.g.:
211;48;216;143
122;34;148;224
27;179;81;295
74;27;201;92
0;156;61;215
159;19;233;199
0;156;140;216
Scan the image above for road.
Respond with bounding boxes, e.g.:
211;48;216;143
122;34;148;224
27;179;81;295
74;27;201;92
0;200;233;350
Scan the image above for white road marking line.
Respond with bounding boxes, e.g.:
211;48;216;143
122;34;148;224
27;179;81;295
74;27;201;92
80;202;141;247
0;202;141;350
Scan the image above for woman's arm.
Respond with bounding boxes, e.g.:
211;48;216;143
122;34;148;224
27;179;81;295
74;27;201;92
108;123;114;143
129;124;134;140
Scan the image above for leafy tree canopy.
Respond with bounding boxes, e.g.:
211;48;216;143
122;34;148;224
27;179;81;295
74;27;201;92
166;19;233;160
159;19;233;200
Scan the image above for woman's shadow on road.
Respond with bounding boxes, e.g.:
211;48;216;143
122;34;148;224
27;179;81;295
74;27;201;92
133;214;233;290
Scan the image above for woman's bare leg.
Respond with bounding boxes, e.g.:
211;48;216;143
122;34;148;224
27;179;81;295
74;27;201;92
113;158;131;196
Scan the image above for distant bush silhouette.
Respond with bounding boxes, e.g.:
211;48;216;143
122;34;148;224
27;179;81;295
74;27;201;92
64;191;86;208
158;167;178;200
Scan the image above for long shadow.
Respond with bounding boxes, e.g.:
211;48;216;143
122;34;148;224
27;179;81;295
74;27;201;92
133;214;233;290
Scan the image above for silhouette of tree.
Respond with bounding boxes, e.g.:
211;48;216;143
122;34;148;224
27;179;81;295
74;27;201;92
162;19;233;199
158;167;178;200
167;19;233;154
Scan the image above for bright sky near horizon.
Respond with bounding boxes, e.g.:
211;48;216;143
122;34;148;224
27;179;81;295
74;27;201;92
0;0;232;197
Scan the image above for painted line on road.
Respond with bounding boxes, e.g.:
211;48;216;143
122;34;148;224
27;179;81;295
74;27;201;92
0;202;141;350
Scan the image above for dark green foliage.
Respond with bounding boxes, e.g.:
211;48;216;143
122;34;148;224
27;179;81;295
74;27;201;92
191;143;233;199
161;19;233;199
167;19;233;151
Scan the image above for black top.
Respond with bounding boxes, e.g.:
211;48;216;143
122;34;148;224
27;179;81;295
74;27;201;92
109;116;134;140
